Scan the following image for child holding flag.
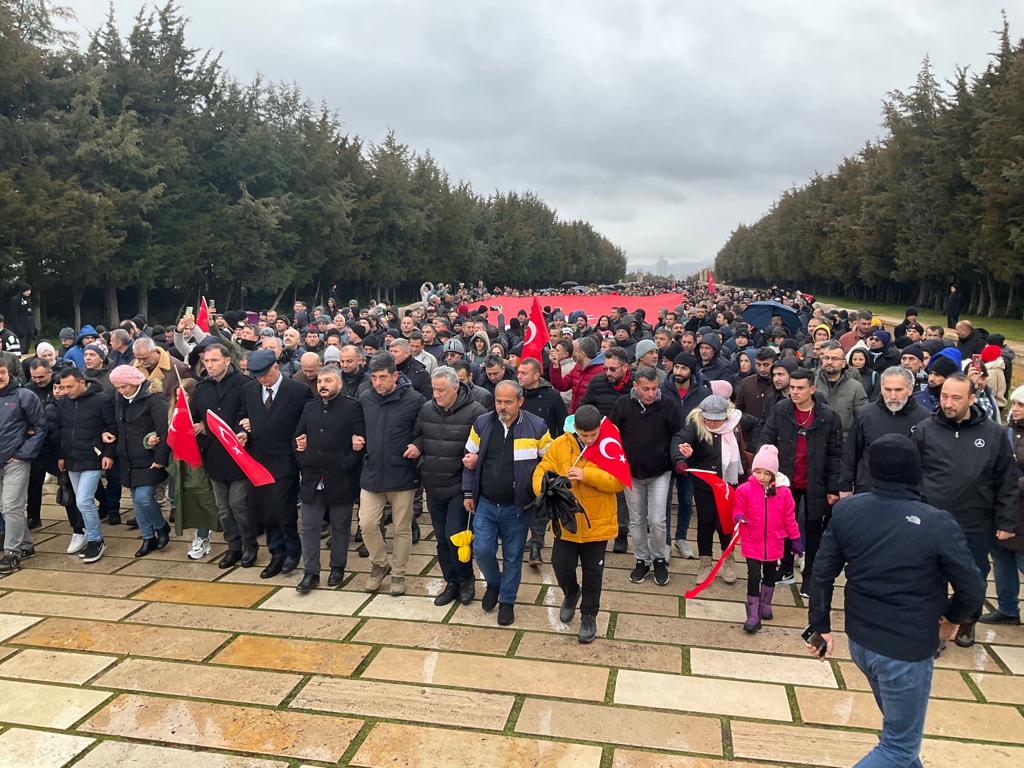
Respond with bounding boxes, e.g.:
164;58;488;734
732;445;801;632
532;405;624;644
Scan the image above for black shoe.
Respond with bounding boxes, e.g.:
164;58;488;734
497;602;515;626
629;560;651;583
260;558;284;579
481;586;500;612
613;534;628;554
353;528;363;542
81;540;106;563
0;551;21;575
27;518;41;530
433;582;459;607
281;556;299;575
411;519;421;545
528;542;542;565
107;512;122;526
126;517;139;530
653;558;670;586
327;567;345;587
979;610;1021;625
357;543;369;558
295;573;319;593
458;580;475;605
578;614;597;644
219;550;242;569
240;548;258;568
134;538;158;558
954;621;976;648
154;524;170;550
19;546;34;560
559;590;581;624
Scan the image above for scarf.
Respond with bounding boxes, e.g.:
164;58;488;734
708;410;743;485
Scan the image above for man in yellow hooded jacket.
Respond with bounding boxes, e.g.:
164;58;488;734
532;404;624;644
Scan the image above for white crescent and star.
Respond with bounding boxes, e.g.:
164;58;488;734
598;437;621;460
524;320;537;346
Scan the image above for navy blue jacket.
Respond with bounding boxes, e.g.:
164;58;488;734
810;484;985;661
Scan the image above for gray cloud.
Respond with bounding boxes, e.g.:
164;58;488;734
66;0;1012;269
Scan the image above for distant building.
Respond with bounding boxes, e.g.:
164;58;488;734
655;256;668;276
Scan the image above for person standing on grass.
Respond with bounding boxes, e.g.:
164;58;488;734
532;405;624;644
807;434;984;768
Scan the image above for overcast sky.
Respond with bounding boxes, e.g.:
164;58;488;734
65;1;1014;271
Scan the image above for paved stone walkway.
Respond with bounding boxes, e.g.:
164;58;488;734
0;489;1021;767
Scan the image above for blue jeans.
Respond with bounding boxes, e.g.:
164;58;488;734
68;470;103;543
131;485;166;540
849;638;932;768
472;497;529;604
666;472;693;542
992;546;1024;618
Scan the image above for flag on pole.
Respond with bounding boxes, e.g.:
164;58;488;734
204;409;274;486
520;297;550;364
707;271;716;294
167;387;202;468
195;296;210;333
580;417;633;489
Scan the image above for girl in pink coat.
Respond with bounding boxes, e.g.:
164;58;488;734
732;445;802;633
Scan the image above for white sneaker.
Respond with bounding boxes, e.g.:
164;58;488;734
187;536;211;560
673;539;695;559
66;533;88;554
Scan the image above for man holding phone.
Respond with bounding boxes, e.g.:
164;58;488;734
806;434;985;768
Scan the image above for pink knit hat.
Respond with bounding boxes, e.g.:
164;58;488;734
709;380;733;399
751;444;779;475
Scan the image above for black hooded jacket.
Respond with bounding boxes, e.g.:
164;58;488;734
521;379;567;438
413;384;487;499
839;397;930;493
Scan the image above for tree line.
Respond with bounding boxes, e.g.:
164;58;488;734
715;17;1024;319
0;1;627;330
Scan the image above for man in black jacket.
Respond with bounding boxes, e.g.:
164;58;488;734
760;368;844;596
25;358;57;530
912;373;1019;647
55;367;116;563
238;349;312;579
808;434;985;768
293;366;364;593
338;345;368;399
192;344;257;569
517;356;568;563
411;367;486;606
6;283;33;352
839;367;929;495
389;339;431;398
357;352;425;596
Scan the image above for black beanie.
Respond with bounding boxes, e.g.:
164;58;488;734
927;355;959;378
673;351;698;370
868;434;921;486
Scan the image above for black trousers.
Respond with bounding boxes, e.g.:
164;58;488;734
27;457;48;523
780;489;828;588
249;475;300;560
746;558;778;596
692;478;731;557
551;538;606;617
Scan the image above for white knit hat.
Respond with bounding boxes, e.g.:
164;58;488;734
1011;385;1024;405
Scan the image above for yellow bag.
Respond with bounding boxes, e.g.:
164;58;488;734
449;528;474;563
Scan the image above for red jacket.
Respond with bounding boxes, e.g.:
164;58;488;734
733;475;800;562
548;353;605;413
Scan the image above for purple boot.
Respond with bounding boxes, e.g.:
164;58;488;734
759;585;775;620
743;595;762;633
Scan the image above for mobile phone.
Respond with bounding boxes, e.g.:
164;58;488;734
971;353;982;372
185;306;193;317
801;625;828;657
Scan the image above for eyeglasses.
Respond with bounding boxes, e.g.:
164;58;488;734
605;365;622;373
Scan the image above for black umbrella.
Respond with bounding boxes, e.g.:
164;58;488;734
741;300;801;333
527;471;588;537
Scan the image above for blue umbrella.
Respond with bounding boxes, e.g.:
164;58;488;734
741;300;801;333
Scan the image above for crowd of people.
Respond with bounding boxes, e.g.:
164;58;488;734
0;278;1020;759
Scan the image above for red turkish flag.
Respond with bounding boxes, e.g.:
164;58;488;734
204;408;275;486
687;469;734;530
167;387;202;469
520;297;550;364
707;272;716;294
581;417;633;489
195;297;210;333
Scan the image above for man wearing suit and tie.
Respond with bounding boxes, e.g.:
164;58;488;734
238;348;312;579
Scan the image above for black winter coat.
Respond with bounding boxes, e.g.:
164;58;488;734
357;376;425;493
839;397;930;493
397;357;432;398
114;384;170;488
760;395;844;521
521;380;567;438
55;381;117;471
610;392;683;479
192;370;248;483
294;393;364;505
580;370;633;417
413;384;486;499
240;376;312;480
0;380;46;464
912;405;1019;535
